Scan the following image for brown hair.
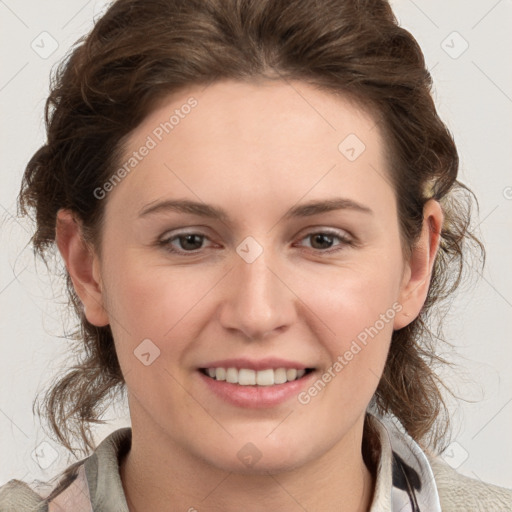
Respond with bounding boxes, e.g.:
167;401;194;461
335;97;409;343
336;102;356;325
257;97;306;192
18;0;484;458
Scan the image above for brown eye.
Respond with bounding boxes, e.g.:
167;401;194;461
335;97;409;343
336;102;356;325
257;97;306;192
175;234;205;251
159;232;211;254
309;233;336;250
297;230;353;254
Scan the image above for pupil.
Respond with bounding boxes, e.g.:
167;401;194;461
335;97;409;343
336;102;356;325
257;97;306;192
182;234;202;250
312;234;333;249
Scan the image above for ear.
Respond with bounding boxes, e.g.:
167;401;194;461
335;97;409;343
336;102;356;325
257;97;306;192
55;209;110;327
393;199;444;330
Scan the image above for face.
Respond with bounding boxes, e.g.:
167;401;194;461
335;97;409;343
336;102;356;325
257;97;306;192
76;79;426;473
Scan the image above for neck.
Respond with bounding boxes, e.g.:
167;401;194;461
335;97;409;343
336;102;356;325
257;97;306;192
120;414;376;512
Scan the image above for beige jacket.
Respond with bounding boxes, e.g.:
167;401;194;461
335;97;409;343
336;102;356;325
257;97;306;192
1;415;511;511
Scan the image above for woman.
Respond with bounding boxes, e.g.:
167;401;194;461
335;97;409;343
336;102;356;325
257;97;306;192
1;0;510;510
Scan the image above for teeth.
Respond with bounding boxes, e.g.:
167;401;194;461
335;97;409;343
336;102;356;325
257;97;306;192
204;367;308;385
239;369;256;385
256;369;273;386
226;368;238;383
286;368;297;381
274;368;288;384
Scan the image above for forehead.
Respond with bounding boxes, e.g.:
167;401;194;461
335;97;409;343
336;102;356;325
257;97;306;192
106;79;393;221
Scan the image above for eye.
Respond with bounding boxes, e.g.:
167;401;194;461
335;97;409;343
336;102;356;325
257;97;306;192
157;229;354;256
159;232;213;254
295;230;353;254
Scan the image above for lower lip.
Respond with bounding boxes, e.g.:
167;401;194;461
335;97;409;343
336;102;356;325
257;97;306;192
197;370;316;408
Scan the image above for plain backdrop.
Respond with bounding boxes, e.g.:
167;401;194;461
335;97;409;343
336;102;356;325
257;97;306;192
1;0;511;490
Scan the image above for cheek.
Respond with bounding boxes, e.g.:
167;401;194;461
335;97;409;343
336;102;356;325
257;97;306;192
101;252;222;363
296;258;402;340
292;260;400;398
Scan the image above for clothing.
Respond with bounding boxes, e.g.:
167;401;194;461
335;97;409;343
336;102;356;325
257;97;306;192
1;414;511;511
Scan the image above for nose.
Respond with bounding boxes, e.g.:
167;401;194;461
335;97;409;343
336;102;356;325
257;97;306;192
218;246;294;341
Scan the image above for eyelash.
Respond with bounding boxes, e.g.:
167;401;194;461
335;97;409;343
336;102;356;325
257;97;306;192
157;229;354;256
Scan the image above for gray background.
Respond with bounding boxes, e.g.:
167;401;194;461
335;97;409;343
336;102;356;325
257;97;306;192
1;0;511;489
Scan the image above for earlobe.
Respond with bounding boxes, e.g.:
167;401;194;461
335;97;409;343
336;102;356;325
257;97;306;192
55;209;110;327
393;199;444;331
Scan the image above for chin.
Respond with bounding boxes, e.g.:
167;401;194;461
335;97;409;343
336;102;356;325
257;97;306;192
218;455;308;476
202;441;314;476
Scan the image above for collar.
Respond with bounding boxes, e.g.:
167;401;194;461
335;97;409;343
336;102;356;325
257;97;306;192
45;413;442;511
367;414;442;511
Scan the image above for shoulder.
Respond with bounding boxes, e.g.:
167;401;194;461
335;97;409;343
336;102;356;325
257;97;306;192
427;453;512;512
0;428;131;512
0;479;47;512
0;458;87;512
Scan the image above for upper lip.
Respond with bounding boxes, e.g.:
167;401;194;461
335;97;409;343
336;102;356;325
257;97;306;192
199;358;314;371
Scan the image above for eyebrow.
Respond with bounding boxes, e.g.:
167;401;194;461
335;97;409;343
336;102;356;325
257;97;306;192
138;197;374;221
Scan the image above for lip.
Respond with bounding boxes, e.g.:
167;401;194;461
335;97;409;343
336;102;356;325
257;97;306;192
197;368;317;409
198;357;312;371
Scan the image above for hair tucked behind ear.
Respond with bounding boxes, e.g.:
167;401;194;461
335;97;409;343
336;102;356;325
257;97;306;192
18;0;484;457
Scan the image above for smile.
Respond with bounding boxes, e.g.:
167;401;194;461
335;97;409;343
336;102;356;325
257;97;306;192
200;367;315;386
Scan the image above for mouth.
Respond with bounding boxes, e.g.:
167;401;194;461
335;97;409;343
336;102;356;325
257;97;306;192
197;361;318;408
199;367;316;386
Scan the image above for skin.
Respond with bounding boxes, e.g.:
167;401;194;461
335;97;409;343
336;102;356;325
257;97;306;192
55;79;443;512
